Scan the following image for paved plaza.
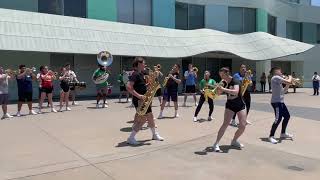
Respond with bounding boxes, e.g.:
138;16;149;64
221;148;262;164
0;89;319;180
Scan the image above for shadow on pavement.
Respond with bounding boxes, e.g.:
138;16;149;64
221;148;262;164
116;140;152;147
194;145;241;155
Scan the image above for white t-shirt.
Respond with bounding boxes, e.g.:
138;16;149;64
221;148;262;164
0;74;9;94
312;75;320;81
68;70;77;82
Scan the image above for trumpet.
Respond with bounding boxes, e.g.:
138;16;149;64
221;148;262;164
5;69;18;76
48;70;58;76
25;67;37;74
193;67;198;73
204;79;228;101
162;69;173;87
154;64;161;71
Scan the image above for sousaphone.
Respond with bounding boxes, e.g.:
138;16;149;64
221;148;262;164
93;51;113;84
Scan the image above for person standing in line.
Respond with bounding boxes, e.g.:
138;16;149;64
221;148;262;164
260;72;267;93
183;64;198;107
312;72;320;95
38;66;57;114
291;72;297;93
118;70;130;103
0;67;13;119
65;64;79;105
267;71;272;92
58;67;72;112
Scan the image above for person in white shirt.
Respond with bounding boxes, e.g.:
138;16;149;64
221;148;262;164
312;72;320;95
0;67;13;119
64;64;79;105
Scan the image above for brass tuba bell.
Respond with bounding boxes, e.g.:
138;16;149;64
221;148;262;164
97;51;113;67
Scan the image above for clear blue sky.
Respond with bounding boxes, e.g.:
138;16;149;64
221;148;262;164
311;0;320;6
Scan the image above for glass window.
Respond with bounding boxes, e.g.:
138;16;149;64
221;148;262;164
117;0;134;24
134;0;152;25
243;8;256;33
286;21;302;41
188;4;204;30
317;24;320;44
175;2;188;30
268;14;277;35
228;7;243;34
38;0;63;15
64;0;87;18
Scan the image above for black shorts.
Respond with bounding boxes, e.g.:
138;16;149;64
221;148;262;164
18;92;33;102
225;98;245;113
156;88;162;97
185;85;196;93
70;86;75;91
60;82;70;92
132;97;152;114
163;90;178;102
40;87;53;94
120;86;127;92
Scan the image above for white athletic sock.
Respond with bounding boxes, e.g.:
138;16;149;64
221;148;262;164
150;127;156;135
129;130;137;139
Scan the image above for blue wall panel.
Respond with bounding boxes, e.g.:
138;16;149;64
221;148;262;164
0;0;38;12
205;5;228;32
152;0;175;28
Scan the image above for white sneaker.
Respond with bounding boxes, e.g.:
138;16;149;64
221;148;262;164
127;137;140;145
280;133;293;139
128;99;131;102
51;108;57;113
231;140;244;149
152;133;164;141
157;113;163;119
213;144;222;152
195;103;198;107
230;119;238;127
208;116;213;121
72;102;79;105
269;136;278;144
174;113;179;118
193;117;198;122
2;113;13;119
37;110;42;114
102;104;106;108
29;110;37;115
96;104;99;109
16;111;21;117
246;120;252;125
66;107;71;111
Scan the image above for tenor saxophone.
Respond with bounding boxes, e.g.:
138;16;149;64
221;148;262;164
136;70;160;116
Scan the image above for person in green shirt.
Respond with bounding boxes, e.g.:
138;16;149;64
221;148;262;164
118;70;130;103
193;71;216;122
92;65;109;108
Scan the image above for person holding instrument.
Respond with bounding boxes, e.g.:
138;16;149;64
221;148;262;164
38;66;57;114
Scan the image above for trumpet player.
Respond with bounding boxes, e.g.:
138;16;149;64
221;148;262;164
58;66;72;112
183;64;198;107
65;63;79;105
193;71;216;122
158;64;181;119
213;67;247;152
38;66;57;114
16;65;38;116
230;64;252;127
0;67;13;119
268;67;293;144
126;57;163;145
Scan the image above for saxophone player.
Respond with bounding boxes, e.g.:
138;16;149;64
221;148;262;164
126;57;163;145
158;64;181;119
193;71;216;122
231;64;252;126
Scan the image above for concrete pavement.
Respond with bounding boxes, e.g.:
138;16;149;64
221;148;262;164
0;88;319;180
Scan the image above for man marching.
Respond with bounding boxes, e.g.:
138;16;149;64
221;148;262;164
92;64;109;108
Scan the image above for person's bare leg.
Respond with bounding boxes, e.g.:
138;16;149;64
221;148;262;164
59;91;64;110
158;99;166;118
17;101;23;112
193;94;197;106
65;91;70;109
174;101;179;117
214;109;234;145
232;110;247;141
2;104;7;115
38;92;46;113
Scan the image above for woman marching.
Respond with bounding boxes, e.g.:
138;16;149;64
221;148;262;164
212;67;247;152
38;66;57;114
58;67;72;112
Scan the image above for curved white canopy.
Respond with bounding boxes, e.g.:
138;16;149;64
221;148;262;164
0;8;314;60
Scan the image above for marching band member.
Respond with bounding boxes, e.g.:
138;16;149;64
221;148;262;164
213;67;247;152
38;66;57;113
312;72;320;95
193;71;216;122
0;67;13;119
64;64;79;105
154;65;164;104
158;64;181;119
268;67;293;144
58;67;72;112
126;57;163;145
92;64;109;108
230;64;252;126
16;65;38;116
183;64;198;107
118;70;130;103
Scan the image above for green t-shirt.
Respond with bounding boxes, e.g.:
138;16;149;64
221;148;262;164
118;74;125;86
93;69;108;86
199;79;216;90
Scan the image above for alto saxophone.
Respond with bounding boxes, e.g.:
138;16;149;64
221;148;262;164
137;70;160;116
240;70;252;96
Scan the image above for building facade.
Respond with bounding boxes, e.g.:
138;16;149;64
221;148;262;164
0;0;319;99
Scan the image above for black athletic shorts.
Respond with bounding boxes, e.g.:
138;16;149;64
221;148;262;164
163;90;178;102
120;86;127;92
40;87;53;94
132;97;152;114
18;92;33;102
60;82;70;92
156;88;162;97
185;85;196;93
225;97;245;113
